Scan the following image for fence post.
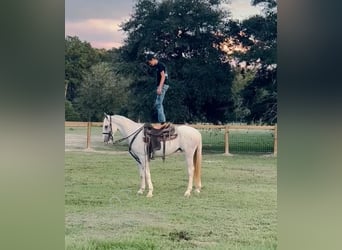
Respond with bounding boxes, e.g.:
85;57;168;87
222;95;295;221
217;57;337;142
273;124;277;156
86;121;91;149
224;126;232;156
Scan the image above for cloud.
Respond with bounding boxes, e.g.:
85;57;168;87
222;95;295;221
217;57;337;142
65;18;126;49
65;0;134;49
65;0;134;21
65;0;264;49
226;0;263;20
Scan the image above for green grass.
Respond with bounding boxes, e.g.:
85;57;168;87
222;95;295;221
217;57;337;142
199;129;274;154
65;151;277;249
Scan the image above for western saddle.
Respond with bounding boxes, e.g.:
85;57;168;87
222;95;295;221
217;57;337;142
143;123;178;161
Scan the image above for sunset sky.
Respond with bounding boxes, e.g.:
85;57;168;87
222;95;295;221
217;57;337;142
65;0;263;49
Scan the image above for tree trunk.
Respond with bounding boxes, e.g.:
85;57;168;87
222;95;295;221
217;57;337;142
65;81;68;98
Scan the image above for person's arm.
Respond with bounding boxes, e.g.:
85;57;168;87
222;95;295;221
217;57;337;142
157;70;166;95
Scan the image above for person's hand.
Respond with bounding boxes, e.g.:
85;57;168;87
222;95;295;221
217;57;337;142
157;86;162;95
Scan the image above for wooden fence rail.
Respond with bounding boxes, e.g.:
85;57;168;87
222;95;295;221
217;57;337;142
65;122;277;156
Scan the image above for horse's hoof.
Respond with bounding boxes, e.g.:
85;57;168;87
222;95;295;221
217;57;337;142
137;189;144;195
184;191;191;197
195;189;201;194
146;192;153;198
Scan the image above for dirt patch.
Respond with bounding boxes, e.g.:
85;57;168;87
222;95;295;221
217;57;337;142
169;230;192;241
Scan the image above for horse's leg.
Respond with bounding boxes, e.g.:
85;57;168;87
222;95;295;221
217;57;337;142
137;163;145;194
145;160;154;198
184;152;195;197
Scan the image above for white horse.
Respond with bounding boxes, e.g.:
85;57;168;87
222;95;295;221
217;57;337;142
102;114;202;198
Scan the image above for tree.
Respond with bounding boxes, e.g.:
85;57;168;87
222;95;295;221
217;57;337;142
240;65;277;124
229;68;255;122
74;62;129;121
65;100;80;121
119;0;233;123
225;0;277;124
65;36;102;101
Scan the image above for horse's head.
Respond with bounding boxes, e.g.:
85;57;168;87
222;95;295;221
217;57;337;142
102;113;117;144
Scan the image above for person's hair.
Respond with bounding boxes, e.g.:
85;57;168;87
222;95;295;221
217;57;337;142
146;53;156;62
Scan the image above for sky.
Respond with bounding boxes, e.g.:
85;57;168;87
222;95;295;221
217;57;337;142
65;0;263;50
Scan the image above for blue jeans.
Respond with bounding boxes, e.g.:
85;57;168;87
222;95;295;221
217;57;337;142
155;84;169;123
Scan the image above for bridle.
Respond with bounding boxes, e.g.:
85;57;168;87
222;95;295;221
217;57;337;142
102;115;144;164
102;116;114;143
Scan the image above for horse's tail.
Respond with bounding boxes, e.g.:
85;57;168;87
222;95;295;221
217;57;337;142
193;139;202;190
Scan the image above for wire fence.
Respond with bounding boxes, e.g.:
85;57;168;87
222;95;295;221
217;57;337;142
65;122;277;155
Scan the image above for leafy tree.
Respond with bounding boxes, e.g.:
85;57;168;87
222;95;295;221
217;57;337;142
74;62;129;121
65;100;81;121
226;0;277;124
241;65;277;124
228;68;255;121
119;0;233;123
65;36;102;101
64;1;277;124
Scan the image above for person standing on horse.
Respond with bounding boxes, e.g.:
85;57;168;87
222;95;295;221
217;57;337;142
146;53;169;127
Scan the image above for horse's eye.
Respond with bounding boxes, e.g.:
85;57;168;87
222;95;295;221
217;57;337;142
105;125;108;129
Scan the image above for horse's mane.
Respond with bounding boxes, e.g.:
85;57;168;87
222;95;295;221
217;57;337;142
113;115;142;126
114;115;133;121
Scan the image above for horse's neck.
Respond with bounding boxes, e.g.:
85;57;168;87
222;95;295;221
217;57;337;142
113;116;141;138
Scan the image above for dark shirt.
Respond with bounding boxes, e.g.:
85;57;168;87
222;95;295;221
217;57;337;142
154;62;168;86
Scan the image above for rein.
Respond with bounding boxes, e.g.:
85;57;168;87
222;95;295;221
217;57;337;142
127;126;144;164
108;122;144;165
102;115;144;164
112;125;144;145
103;116;144;145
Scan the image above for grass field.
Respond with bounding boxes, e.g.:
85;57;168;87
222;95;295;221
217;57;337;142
65;151;277;249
